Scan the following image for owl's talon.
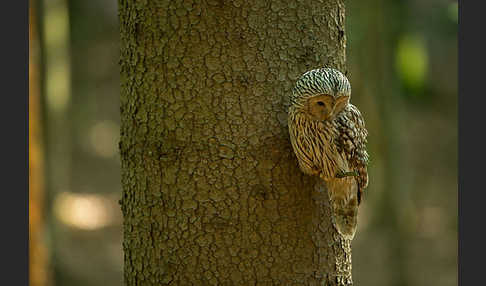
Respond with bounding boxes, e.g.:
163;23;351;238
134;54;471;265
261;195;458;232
335;170;358;178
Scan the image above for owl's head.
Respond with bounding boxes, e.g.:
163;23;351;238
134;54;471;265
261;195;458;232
290;68;351;121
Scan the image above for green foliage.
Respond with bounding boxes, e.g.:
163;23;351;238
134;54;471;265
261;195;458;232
395;34;428;96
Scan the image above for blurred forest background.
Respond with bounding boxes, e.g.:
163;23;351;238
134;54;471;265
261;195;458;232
29;0;457;285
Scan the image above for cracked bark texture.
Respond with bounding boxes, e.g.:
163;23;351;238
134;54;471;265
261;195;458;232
119;0;352;285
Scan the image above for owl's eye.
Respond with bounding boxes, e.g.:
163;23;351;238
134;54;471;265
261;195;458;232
317;101;325;106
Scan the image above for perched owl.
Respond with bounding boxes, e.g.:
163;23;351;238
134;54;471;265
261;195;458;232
288;68;369;207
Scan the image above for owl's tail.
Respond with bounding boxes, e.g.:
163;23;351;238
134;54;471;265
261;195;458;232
326;177;359;239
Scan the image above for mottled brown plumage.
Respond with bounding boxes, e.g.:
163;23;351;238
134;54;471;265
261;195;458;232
288;68;369;206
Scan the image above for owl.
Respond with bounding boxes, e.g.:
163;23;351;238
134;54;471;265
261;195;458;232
288;68;369;206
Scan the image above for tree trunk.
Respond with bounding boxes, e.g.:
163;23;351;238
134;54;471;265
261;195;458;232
29;0;50;285
119;0;352;285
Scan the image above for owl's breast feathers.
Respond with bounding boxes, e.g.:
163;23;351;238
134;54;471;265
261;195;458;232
288;104;369;203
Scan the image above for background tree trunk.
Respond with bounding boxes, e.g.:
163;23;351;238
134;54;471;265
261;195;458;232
119;0;352;285
30;0;50;285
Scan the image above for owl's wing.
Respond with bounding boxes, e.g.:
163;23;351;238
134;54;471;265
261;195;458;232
335;104;369;203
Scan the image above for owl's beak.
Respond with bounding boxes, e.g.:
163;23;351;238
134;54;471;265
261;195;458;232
327;106;336;120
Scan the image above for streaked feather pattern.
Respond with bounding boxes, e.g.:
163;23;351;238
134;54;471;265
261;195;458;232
288;67;369;204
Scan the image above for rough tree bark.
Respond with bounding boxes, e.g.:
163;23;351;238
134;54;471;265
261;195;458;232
119;0;352;285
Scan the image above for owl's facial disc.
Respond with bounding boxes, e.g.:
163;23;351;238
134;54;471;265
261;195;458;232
307;94;335;121
307;95;350;121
